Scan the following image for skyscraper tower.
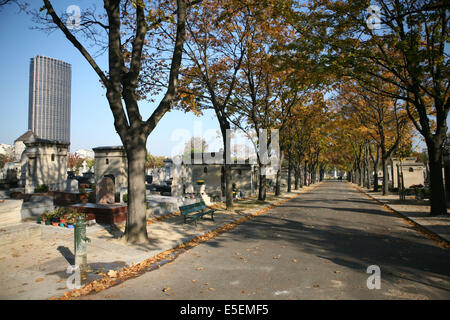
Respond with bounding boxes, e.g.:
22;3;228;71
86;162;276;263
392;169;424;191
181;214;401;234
28;55;71;143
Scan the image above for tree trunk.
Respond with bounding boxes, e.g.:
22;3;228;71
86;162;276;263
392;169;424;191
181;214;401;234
373;147;380;192
224;163;233;208
294;166;299;189
258;164;267;200
304;162;308;186
364;144;370;189
427;142;447;216
359;166;364;187
123;139;148;244
373;166;379;192
220;121;233;209
275;149;284;196
287;151;292;192
382;156;389;195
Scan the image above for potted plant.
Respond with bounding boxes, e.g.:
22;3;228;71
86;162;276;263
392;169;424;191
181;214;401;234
66;216;75;228
46;211;59;226
43;211;52;225
38;211;48;224
59;213;68;225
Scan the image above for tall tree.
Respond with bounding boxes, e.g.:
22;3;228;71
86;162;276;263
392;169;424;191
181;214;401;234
176;0;252;208
304;0;449;215
336;78;412;194
36;0;191;243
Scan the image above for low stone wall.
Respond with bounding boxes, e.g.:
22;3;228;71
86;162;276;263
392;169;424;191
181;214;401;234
146;195;201;218
21;196;55;221
0;199;23;226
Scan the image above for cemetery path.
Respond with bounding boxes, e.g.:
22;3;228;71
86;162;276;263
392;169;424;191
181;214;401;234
80;181;450;300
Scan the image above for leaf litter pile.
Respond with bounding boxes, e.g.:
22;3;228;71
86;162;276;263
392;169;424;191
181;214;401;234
52;185;319;300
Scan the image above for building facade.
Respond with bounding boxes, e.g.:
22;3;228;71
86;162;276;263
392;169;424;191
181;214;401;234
24;137;69;194
28;55;71;143
93;146;128;191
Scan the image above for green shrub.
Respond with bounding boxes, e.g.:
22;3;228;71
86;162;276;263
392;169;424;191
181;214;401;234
34;184;49;193
47;207;86;220
123;193;128;203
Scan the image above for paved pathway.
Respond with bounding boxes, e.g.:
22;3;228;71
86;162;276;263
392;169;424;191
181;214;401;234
80;181;450;300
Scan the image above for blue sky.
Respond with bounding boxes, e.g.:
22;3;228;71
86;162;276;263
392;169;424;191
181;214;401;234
0;1;442;157
0;0;222;156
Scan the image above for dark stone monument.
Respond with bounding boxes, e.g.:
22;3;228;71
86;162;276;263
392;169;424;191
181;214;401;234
70;176;127;225
96;176;115;204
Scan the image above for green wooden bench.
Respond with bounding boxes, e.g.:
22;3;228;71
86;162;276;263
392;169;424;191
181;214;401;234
179;201;215;226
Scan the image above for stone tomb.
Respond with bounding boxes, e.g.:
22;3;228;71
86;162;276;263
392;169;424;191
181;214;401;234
70;176;127;224
70;202;127;225
390;157;426;188
24;137;69;194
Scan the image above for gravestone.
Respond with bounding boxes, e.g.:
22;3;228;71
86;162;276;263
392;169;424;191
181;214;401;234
66;179;79;193
96;176;115;204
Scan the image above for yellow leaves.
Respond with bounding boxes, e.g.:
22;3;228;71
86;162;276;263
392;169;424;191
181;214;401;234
107;270;117;278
